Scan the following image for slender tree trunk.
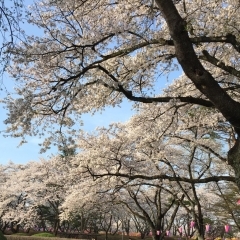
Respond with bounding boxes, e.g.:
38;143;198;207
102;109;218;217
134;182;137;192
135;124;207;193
105;231;109;240
124;219;130;237
81;212;84;233
195;216;204;240
54;219;59;236
228;138;240;189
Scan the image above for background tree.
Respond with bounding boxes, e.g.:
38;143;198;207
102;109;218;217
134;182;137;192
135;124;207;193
3;158;71;234
132;215;150;239
68;100;236;239
0;162;32;233
98;208;121;240
207;182;240;233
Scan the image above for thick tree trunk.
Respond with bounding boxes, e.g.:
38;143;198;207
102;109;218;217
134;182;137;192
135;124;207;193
151;230;165;240
10;222;19;233
1;222;8;234
140;232;145;239
154;0;240;191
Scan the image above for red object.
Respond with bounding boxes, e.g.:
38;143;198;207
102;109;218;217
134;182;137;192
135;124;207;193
166;230;170;236
206;224;210;232
179;227;182;233
237;199;240;205
225;224;230;233
157;231;160;235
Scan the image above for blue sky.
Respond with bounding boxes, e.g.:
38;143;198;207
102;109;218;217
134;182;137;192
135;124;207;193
0;0;181;165
0;70;179;166
0;93;134;165
0;74;177;165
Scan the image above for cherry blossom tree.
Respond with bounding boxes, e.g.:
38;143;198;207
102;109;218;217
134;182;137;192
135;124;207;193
2;0;240;187
98;209;122;240
64;99;237;240
62;168;182;240
0;164;12;233
0;162;32;233
74;100;234;183
121;183;183;240
132;215;150;239
205;182;240;231
0;157;73;234
0;103;238;238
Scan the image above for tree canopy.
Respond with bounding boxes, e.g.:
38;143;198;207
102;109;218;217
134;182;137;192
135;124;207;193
1;0;240;187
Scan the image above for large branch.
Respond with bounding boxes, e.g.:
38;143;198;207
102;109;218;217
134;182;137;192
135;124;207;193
191;35;240;53
86;166;235;183
199;50;240;78
98;65;214;107
101;34;240;59
117;84;214;106
70;34;240;58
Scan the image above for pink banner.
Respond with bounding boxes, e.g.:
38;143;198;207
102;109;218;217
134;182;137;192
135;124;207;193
225;225;230;233
190;221;195;228
205;224;210;232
